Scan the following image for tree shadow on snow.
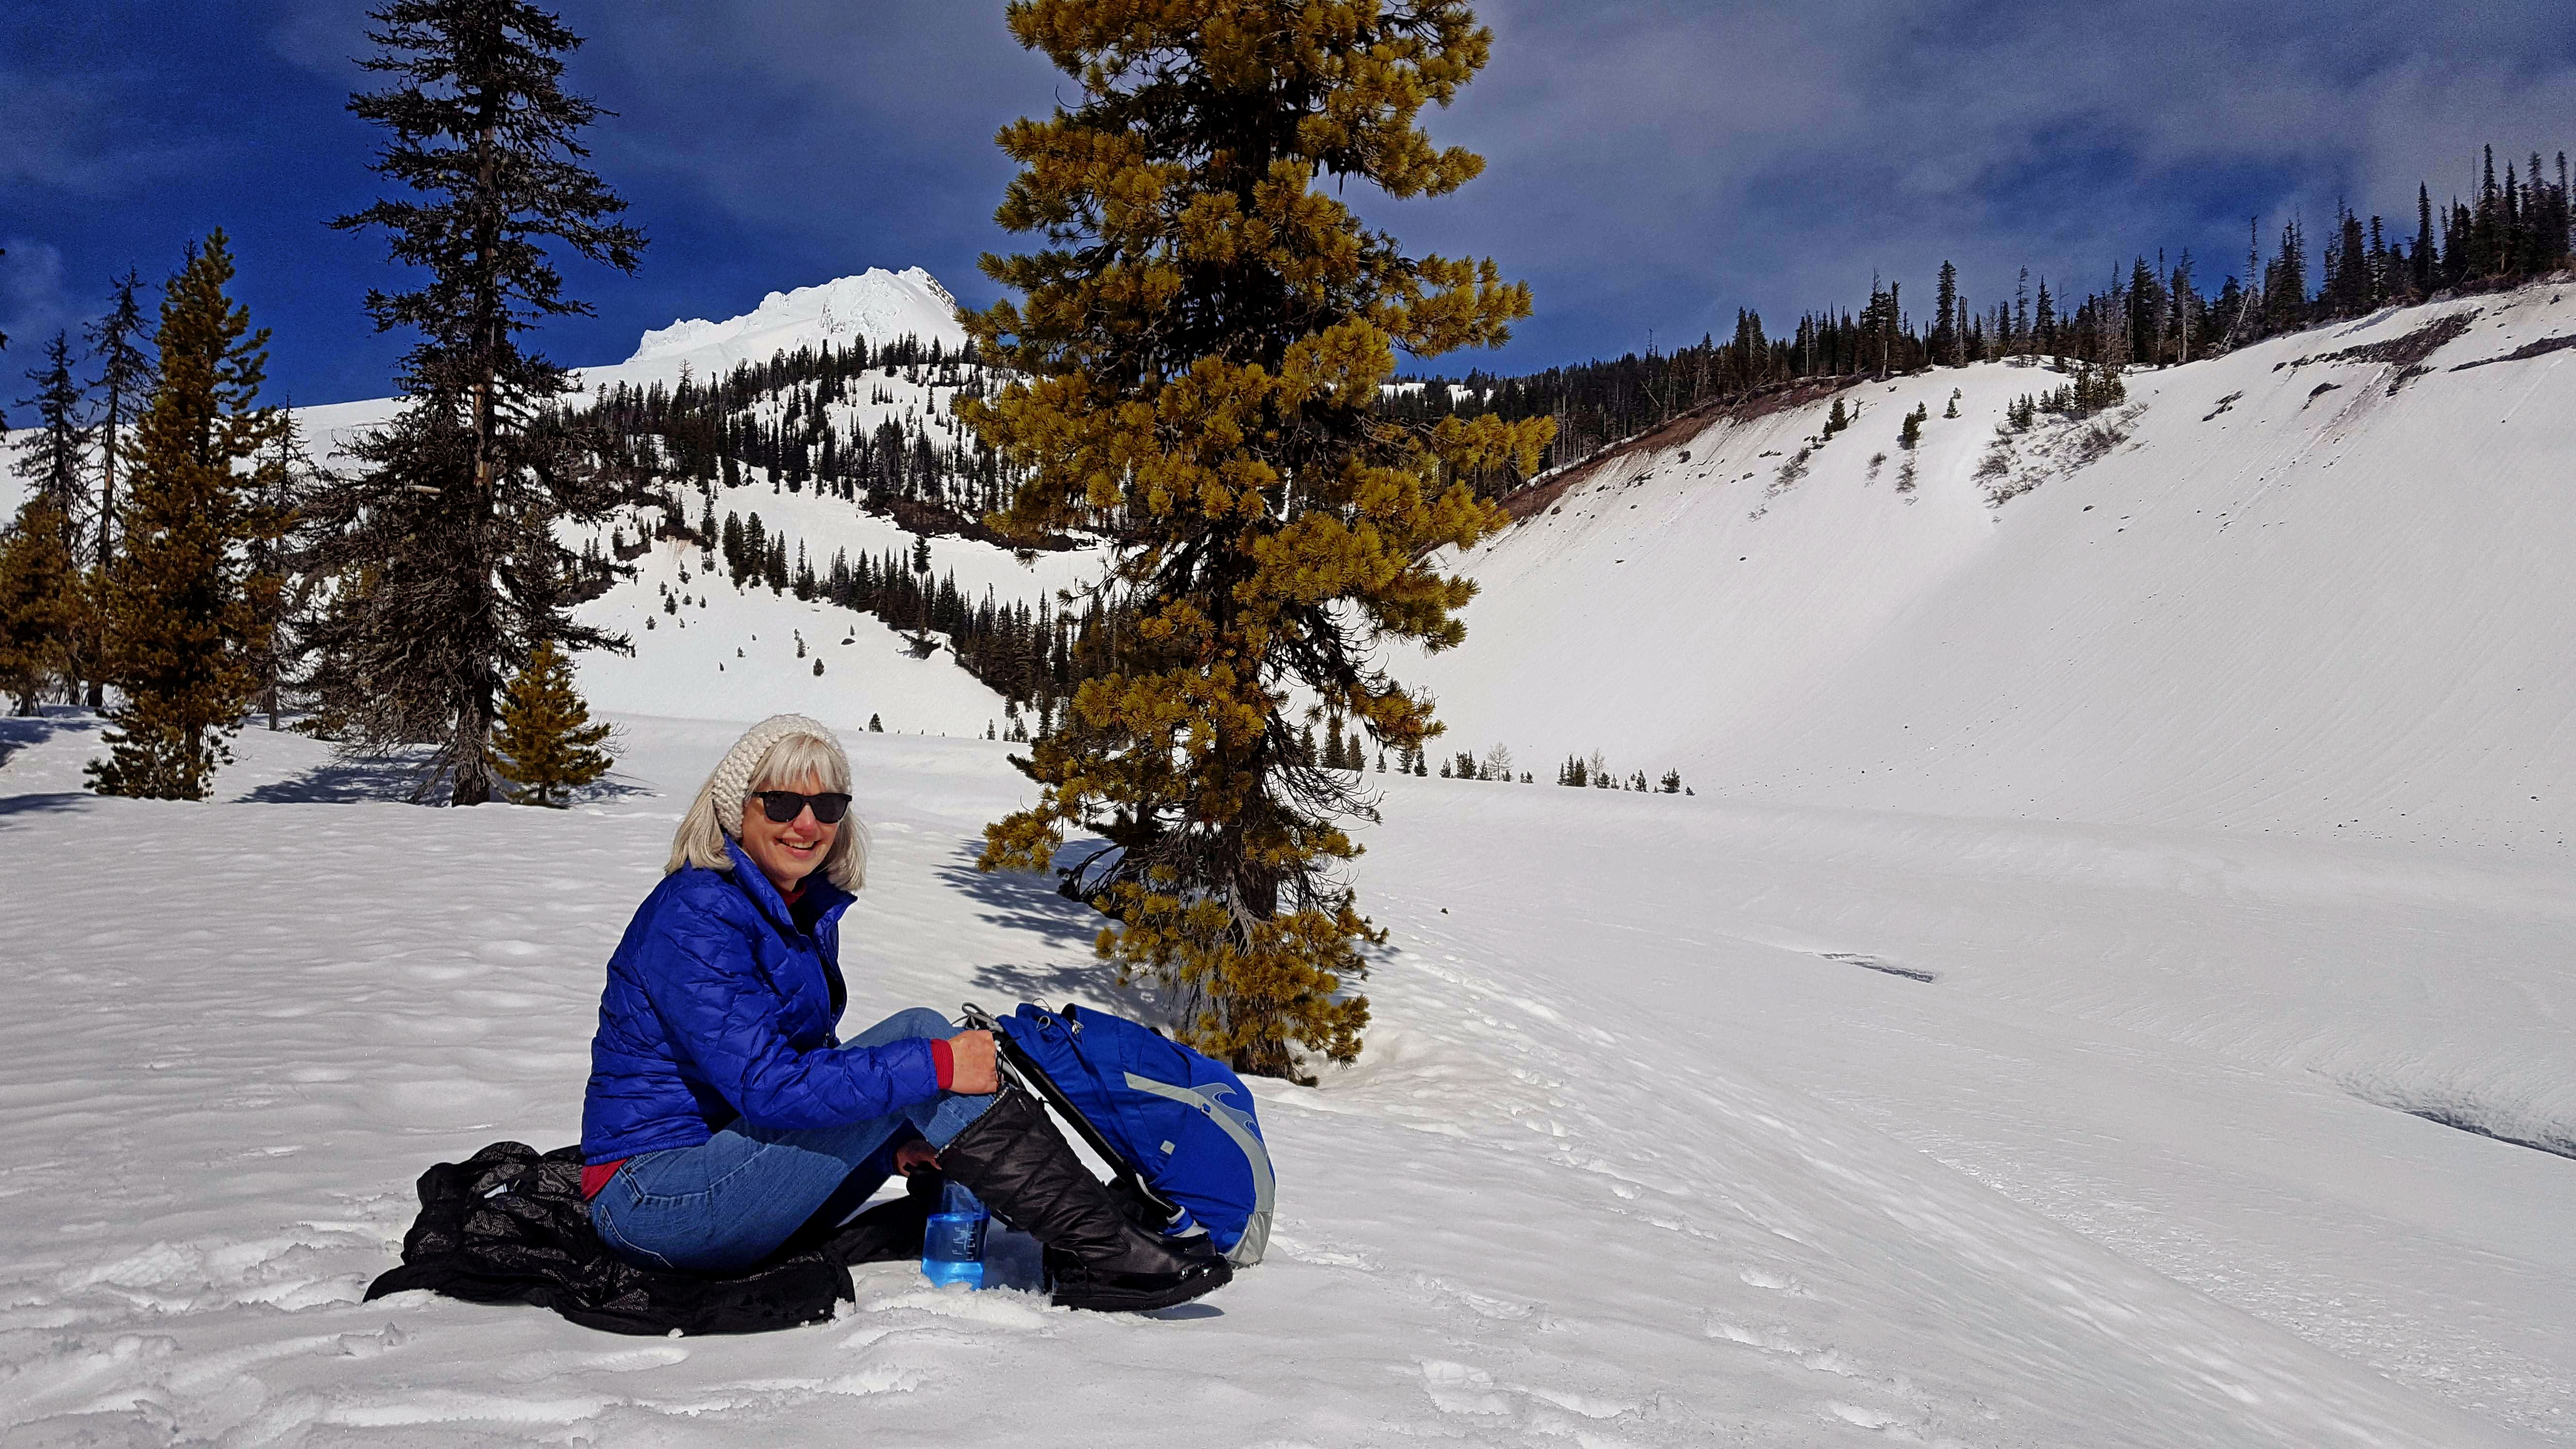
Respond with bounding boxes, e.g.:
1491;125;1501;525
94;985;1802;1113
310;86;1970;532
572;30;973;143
932;837;1158;1016
566;770;657;805
238;753;655;806
0;711;99;774
238;752;436;805
0;792;89;821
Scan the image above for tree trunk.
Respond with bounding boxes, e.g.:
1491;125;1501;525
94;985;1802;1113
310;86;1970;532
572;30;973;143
450;696;498;806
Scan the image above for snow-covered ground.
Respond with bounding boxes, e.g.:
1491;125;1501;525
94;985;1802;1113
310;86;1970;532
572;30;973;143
5;274;2572;1444
569;498;1098;739
1;716;2569;1446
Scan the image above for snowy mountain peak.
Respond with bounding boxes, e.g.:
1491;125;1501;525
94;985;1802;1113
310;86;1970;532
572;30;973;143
593;267;969;389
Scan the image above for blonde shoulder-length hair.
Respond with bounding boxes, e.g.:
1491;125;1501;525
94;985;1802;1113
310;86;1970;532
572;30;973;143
666;730;869;891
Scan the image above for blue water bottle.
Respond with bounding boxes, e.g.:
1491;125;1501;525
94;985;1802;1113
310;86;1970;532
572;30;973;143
921;1178;988;1288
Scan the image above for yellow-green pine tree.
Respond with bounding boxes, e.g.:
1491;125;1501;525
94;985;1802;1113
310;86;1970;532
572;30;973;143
0;497;80;715
492;640;613;807
961;0;1552;1079
89;232;283;800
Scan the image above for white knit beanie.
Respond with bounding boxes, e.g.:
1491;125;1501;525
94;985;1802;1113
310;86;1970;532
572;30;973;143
707;714;845;839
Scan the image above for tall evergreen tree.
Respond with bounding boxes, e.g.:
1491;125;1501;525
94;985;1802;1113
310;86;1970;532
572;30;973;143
88;233;283;799
964;0;1550;1079
82;272;156;708
244;408;330;730
1930;260;1959;368
16;332;92;533
306;0;645;804
12;332;94;704
2412;185;2437;299
0;498;78;715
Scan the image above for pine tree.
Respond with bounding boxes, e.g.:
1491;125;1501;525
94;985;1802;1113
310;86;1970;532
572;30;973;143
491;639;612;806
1930;260;1960;367
245;410;328;730
305;0;646;805
0;497;79;715
963;0;1548;1080
12;331;93;704
88;233;283;799
81;273;156;708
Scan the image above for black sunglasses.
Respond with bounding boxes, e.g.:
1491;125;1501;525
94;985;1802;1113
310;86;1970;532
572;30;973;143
753;789;853;825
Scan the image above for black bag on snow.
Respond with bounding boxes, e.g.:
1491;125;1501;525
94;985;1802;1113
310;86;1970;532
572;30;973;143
363;1140;931;1336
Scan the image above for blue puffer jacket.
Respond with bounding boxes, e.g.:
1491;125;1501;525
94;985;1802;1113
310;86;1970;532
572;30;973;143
581;839;942;1163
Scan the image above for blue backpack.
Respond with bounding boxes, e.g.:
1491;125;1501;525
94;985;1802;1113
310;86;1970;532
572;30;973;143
966;1002;1274;1267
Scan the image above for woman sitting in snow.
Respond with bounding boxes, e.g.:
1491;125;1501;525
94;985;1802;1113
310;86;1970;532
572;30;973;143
578;713;1229;1311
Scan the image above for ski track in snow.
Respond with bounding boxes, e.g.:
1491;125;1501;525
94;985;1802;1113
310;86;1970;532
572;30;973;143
2;721;2567;1447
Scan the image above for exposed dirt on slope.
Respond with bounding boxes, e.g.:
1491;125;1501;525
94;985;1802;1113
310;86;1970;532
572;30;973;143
1497;377;1850;525
2277;312;2479;393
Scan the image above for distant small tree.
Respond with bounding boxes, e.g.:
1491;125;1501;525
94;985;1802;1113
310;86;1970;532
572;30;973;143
491;639;612;807
1659;768;1682;793
869;712;883;732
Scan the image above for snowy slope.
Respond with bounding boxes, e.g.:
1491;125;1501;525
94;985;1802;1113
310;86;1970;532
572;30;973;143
570;490;1099;737
0;269;1099;741
1;719;2568;1445
1405;284;2576;856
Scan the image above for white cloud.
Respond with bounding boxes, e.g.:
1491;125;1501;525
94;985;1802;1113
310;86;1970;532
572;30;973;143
0;240;74;359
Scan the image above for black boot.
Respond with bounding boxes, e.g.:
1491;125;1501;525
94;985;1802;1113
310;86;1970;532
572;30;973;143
937;1082;1233;1312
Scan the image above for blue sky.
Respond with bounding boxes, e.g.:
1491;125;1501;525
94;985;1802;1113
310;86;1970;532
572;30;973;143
5;1;2572;404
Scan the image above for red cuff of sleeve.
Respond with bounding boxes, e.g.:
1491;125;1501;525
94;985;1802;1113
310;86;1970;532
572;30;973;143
930;1036;954;1091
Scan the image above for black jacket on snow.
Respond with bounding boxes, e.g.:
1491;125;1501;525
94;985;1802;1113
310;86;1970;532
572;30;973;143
365;1140;931;1335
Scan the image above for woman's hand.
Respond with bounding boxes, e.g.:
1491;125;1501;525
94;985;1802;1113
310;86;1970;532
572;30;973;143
946;1030;998;1095
894;1138;940;1176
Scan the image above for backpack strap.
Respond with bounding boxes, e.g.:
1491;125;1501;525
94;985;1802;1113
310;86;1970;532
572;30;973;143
960;1003;1186;1232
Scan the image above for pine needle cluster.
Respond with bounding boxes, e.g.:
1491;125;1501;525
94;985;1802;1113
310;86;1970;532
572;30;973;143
961;0;1551;1079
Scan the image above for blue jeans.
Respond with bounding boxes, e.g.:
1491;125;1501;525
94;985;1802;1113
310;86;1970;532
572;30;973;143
591;1007;993;1274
